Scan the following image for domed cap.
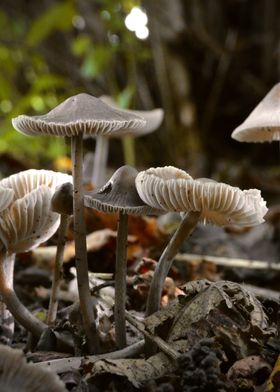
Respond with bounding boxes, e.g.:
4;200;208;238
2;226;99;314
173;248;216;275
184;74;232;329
0;170;72;253
84;165;163;216
0;186;14;212
135;166;268;226
0;345;66;391
51;182;73;215
12;93;146;138
100;95;164;137
231;83;280;142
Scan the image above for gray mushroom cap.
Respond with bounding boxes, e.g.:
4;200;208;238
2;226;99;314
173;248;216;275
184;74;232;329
51;182;73;215
84;165;163;216
99;95;164;137
12;93;146;138
231;83;280;142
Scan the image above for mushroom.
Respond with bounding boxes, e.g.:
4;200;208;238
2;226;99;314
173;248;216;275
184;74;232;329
135;166;268;316
0;169;71;340
12;93;145;352
0;344;66;391
84;165;163;348
231;82;280;142
46;182;73;325
87;95;164;187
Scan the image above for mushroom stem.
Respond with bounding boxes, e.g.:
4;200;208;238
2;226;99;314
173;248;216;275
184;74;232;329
0;254;15;343
92;136;109;187
0;253;45;338
71;134;99;353
46;214;71;325
115;211;129;348
146;211;201;317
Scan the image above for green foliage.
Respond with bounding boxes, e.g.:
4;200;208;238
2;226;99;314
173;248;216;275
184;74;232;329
0;0;150;165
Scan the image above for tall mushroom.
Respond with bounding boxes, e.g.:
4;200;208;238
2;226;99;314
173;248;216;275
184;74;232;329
12;93;145;352
135;166;268;316
88;95;164;187
231;82;280;142
84;165;162;348
0;169;71;340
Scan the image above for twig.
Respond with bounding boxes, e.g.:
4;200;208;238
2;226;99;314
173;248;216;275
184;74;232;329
32;340;145;373
125;311;180;361
175;253;280;271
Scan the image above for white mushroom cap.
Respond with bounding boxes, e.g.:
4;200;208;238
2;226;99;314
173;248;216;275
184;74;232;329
100;95;164;137
0;345;66;391
0;186;14;212
0;169;71;199
0;170;72;253
135;166;268;227
231;83;280;142
84;165;163;216
12;93;146;138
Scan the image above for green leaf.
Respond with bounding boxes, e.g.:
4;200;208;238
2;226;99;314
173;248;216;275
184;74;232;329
81;46;112;79
27;1;76;46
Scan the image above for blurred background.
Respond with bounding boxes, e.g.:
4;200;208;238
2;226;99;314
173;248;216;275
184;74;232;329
1;0;280;202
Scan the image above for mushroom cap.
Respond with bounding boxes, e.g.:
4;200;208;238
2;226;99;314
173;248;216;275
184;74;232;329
0;345;66;392
135;166;268;227
231;83;280;142
0;186;59;254
99;95;164;137
0;170;72;253
0;186;14;212
12;93;146;138
51;182;73;215
84;165;163;216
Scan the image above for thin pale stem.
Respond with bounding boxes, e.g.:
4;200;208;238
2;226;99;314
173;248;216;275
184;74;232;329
71;134;99;353
0;253;45;338
0;254;15;343
115;211;128;349
146;211;201;317
46;214;71;325
92;136;109;187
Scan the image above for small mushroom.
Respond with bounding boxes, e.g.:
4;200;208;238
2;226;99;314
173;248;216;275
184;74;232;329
0;344;66;391
0;169;71;340
12;93;145;352
135;166;268;316
88;95;163;187
46;182;73;325
231;82;280;142
84;165;162;348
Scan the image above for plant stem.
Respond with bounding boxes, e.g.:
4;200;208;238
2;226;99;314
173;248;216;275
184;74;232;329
46;214;71;325
146;211;201;316
0;254;14;343
92;136;109;187
115;211;128;348
71;134;99;353
122;137;135;166
0;253;45;338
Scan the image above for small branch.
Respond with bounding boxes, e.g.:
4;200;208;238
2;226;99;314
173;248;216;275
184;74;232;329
175;253;280;271
125;311;180;361
33;340;145;373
